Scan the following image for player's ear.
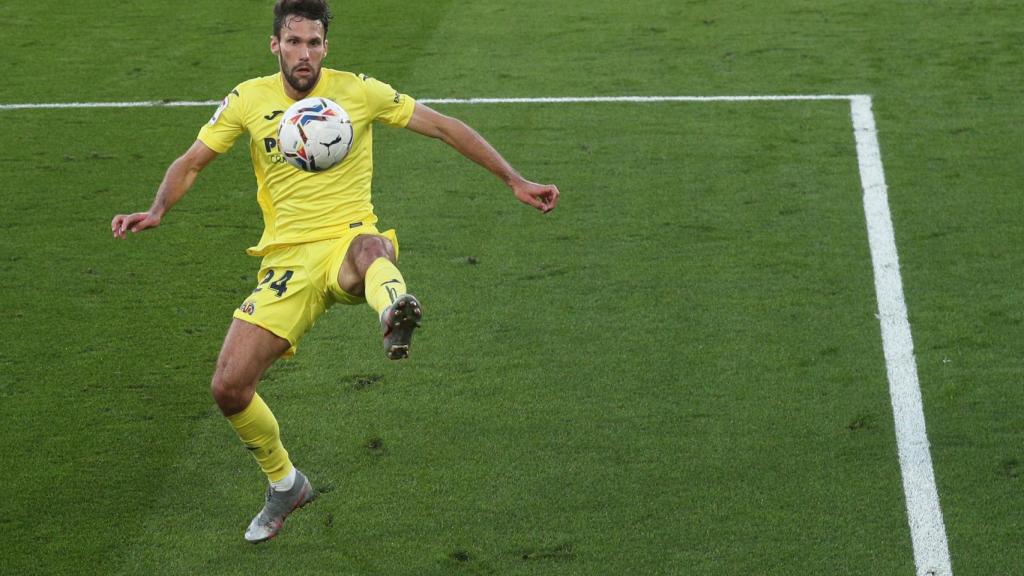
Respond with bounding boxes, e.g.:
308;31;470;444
270;35;280;55
323;39;328;57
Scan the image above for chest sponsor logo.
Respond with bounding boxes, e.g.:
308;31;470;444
263;136;287;164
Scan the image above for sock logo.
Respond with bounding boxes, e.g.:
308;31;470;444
381;279;401;303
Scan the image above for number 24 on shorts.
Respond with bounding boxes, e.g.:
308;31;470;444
254;269;294;297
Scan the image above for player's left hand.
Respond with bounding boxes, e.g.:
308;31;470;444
513;180;560;214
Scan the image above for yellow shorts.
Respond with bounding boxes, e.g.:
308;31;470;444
232;225;399;357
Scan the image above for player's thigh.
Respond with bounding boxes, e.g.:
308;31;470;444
333;229;400;297
237;249;328;356
213;318;291;389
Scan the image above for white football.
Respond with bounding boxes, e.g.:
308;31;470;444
277;97;353;172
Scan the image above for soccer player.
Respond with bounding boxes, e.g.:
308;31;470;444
110;0;558;543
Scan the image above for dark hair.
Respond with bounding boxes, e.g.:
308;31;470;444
273;0;332;37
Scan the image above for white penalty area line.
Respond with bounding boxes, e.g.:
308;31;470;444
850;95;952;576
1;93;951;574
0;94;863;110
0;100;220;110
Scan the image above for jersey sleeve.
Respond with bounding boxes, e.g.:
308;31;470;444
197;86;246;153
360;74;416;128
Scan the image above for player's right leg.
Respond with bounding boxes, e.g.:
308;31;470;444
211;319;316;543
210;319;290;416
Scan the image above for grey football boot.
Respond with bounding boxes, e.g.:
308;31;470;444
244;468;316;543
381;294;422;360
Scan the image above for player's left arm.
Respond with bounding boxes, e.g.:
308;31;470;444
405;102;559;213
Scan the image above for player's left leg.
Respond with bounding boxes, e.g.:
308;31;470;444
337;234;422;359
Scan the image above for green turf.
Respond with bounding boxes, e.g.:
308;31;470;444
2;1;1022;575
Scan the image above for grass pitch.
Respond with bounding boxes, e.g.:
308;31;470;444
2;1;1022;575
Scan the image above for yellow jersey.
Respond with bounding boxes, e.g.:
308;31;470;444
197;69;416;255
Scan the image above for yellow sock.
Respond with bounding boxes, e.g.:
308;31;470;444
365;257;407;316
226;393;293;482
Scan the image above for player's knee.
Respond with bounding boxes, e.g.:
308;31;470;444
355;236;395;270
210;370;251;414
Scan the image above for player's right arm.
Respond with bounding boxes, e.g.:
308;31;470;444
111;140;219;239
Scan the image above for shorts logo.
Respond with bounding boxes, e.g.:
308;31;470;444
239;301;256;315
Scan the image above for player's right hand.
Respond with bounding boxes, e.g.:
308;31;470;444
111;212;161;239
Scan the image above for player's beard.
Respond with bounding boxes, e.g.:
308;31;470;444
280;55;320;94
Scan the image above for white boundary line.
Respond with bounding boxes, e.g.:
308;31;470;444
0;94;862;110
0;100;220;110
1;93;951;574
850;96;952;576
